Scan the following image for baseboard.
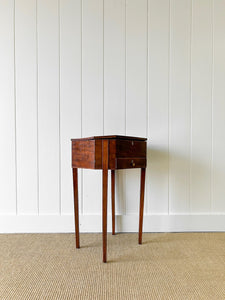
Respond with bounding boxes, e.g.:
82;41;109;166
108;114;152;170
0;214;225;233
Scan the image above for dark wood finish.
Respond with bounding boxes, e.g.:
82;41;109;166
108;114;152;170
111;170;115;235
102;140;108;263
71;135;147;262
72;139;102;169
139;168;146;245
72;140;95;169
72;168;80;248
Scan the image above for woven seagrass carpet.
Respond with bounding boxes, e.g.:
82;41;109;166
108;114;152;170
0;233;224;299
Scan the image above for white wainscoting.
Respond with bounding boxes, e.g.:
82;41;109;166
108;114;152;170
0;0;225;233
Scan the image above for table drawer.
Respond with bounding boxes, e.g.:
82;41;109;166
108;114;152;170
115;140;146;158
116;158;146;169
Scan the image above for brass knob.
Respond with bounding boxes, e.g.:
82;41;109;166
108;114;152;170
131;160;135;167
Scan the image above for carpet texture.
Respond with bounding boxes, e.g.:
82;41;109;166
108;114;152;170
0;232;224;299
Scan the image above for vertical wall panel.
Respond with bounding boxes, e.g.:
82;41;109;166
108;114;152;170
60;0;82;215
169;0;191;213
190;0;212;212
0;0;16;214
148;0;170;214
15;0;38;214
212;0;225;213
82;0;103;138
126;0;147;214
37;0;60;214
104;0;125;136
104;0;126;215
82;0;103;214
126;0;147;137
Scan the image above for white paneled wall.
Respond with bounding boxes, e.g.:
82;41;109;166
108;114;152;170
59;0;82;215
0;0;16;215
148;0;170;214
0;0;225;233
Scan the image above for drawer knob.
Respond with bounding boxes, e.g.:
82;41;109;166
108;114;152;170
131;141;134;146
131;160;135;167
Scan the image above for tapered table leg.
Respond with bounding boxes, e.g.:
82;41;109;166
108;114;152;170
73;168;80;248
102;140;109;263
139;168;146;244
111;170;115;235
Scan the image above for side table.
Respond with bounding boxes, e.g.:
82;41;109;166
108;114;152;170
71;135;147;262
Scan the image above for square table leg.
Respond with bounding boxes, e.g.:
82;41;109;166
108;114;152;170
72;168;80;249
139;168;146;244
111;170;115;235
102;140;109;263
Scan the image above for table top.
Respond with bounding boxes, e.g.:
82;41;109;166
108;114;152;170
71;135;147;141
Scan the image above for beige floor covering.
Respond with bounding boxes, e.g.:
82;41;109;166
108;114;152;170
0;233;224;300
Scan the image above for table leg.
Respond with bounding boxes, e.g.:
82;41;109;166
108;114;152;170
102;140;109;263
139;168;146;244
73;168;80;248
111;170;115;235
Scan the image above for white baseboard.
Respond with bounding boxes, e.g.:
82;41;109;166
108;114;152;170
0;214;225;233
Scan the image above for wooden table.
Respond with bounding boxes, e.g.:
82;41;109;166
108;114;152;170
71;135;147;262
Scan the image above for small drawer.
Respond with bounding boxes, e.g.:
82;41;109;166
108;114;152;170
116;158;146;169
115;140;146;158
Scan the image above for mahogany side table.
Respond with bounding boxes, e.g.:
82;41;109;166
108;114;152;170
71;135;147;262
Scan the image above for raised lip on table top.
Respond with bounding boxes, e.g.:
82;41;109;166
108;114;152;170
71;135;147;141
